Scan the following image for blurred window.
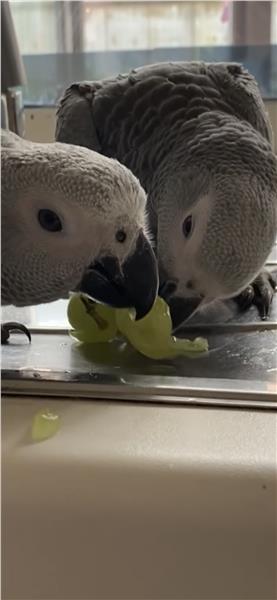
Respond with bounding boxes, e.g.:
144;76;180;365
10;0;277;105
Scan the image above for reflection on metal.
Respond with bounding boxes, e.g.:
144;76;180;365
2;314;277;409
1;0;27;135
5;88;25;136
2;253;277;409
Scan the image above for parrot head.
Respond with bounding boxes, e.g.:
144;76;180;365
2;136;158;318
154;116;277;328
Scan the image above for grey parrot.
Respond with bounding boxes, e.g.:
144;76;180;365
1;128;158;342
56;61;277;328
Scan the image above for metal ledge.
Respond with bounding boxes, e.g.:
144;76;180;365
2;250;276;409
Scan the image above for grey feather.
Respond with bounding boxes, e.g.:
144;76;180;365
56;61;273;158
56;61;277;322
55;82;101;152
1;128;158;314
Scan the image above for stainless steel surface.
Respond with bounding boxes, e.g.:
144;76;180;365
6;88;25;136
2;308;277;408
2;250;277;408
1;95;9;128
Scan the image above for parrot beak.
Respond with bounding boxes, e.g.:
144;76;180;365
78;231;159;319
166;296;203;330
158;271;203;329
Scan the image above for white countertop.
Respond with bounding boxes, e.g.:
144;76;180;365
2;396;277;600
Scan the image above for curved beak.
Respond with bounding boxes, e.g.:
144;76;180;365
168;296;203;330
157;290;203;331
158;272;203;330
78;231;158;319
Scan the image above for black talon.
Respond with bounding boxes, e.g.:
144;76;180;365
235;269;277;320
1;322;32;345
268;272;277;292
252;288;272;320
235;285;255;312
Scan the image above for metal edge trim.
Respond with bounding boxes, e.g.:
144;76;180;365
2;376;276;405
2;383;275;411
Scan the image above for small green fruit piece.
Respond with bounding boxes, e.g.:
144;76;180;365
116;296;171;339
116;297;172;359
67;294;117;343
116;297;208;359
68;294;208;360
170;336;209;356
31;409;61;442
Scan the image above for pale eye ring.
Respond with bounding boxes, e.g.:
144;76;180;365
182;215;193;238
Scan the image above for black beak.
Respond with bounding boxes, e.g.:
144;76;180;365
158;272;202;329
168;296;203;330
78;231;158;319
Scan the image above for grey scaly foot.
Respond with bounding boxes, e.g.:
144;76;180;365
235;270;277;320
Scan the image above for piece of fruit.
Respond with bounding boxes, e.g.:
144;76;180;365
67;295;208;360
116;297;208;359
67;294;117;343
31;409;60;442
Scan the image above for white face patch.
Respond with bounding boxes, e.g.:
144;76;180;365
158;170;277;306
2;138;149;306
158;192;215;299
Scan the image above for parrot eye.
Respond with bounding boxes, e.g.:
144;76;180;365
182;215;193;238
38;209;62;232
116;229;127;243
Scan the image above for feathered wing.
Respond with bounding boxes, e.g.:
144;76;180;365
204;62;272;143
56;61;273;169
55;82;101;152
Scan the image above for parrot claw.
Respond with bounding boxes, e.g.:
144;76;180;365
1;322;32;345
235;270;277;320
235;285;255;312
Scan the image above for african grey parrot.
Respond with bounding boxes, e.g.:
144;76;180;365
1;128;158;342
56;61;277;328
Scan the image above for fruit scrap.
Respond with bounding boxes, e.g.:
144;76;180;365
31;409;61;442
67;294;208;360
